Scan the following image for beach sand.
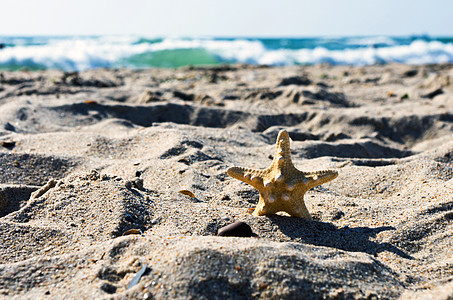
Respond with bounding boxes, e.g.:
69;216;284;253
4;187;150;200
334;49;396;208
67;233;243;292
0;64;452;299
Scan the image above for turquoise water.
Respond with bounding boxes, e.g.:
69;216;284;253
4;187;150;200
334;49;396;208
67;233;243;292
0;35;452;71
124;48;222;68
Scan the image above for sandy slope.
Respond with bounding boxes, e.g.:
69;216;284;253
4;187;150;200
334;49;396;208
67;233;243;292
0;64;452;299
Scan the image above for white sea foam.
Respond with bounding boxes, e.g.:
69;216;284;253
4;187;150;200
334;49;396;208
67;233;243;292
257;40;453;66
0;36;452;70
0;37;268;70
0;36;145;70
345;36;398;47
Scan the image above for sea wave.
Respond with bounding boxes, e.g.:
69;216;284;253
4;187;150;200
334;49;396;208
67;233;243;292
291;40;453;65
344;36;398;47
0;36;452;71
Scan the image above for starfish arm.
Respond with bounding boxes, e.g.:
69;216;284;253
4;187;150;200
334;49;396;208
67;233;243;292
227;166;265;189
284;200;312;219
252;198;277;216
271;130;294;168
300;169;338;190
275;130;292;157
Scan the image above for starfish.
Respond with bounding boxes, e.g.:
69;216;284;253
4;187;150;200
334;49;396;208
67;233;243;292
227;130;338;219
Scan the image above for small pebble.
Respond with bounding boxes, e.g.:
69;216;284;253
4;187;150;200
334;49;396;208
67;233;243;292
217;221;254;237
125;181;133;189
132;178;144;190
1;140;15;148
100;282;117;294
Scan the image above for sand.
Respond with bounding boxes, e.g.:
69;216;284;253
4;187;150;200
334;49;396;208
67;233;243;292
0;64;452;299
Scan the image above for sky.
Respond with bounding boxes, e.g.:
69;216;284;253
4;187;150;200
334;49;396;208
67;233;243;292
1;0;452;37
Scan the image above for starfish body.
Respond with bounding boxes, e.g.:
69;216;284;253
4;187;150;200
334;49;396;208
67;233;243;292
227;130;338;219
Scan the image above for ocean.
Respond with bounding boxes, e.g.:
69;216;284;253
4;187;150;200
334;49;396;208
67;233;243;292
0;35;452;71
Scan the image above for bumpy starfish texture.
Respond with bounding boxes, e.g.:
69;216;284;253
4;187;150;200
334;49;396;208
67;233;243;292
227;130;338;219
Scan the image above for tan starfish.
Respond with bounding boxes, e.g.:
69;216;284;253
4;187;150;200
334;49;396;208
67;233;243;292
227;130;338;219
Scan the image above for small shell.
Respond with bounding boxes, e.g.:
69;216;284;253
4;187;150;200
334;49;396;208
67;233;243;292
127;264;148;290
122;229;142;236
178;190;196;198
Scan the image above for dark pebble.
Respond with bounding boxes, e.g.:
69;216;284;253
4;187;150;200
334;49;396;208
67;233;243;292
1;140;15;149
133;178;144;190
124;181;132;189
100;282;117;294
217;221;253;237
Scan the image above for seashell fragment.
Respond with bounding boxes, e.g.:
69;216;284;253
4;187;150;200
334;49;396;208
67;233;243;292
178;190;196;198
122;229;142;236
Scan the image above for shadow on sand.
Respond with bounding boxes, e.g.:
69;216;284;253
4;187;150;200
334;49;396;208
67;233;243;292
267;215;413;259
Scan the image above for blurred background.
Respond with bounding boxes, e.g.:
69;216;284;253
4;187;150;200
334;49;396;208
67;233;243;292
0;0;452;70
